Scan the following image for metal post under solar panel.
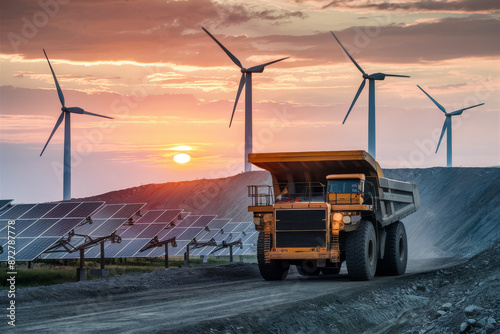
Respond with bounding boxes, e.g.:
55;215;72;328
184;244;190;268
165;244;169;269
229;245;233;263
77;248;87;281
100;242;105;269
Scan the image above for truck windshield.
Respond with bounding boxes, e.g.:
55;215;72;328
327;180;361;194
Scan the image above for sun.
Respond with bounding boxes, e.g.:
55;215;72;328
173;153;191;164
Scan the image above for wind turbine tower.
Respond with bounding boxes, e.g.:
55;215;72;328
40;50;113;200
331;31;410;160
417;85;484;167
202;27;288;172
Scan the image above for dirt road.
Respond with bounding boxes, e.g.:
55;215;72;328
9;254;496;334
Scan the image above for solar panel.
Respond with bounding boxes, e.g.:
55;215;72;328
0;201;106;261
0;238;34;261
156;209;183;223
221;222;239;233
196;229;219;242
101;240;133;258
112;203;144;219
0;220;8;234
178;227;204;241
135;210;164;224
17;219;59;237
175;215;200;228
118;224;149;239
41;218;83;237
19;203;58;219
158;227;187;242
74;218;106;236
40;204;146;260
114;239;152;258
207;219;231;230
43;202;80;218
145;244;173;257
87;218;126;237
2;219;37;235
67;202;104;218
0;200;13;211
191;215;216;228
0;204;36;219
15;238;61;261
92;204;123;218
136;224;167;239
231;222;250;233
171;240;190;256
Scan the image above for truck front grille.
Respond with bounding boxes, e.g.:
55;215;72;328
275;209;326;248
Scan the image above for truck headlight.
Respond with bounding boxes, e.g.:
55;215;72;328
333;213;343;222
342;215;352;224
263;214;273;223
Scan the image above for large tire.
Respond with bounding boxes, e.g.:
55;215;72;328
257;232;289;280
345;220;377;281
377;221;407;276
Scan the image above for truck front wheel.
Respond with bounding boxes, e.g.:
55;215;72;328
377;221;407;276
257;232;289;280
345;220;377;281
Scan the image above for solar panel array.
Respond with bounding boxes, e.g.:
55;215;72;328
0;202;105;261
143;215;216;257
210;222;258;256
0;199;259;261
43;203;146;259
0;199;13;212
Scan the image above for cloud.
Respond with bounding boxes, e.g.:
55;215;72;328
321;0;500;13
0;0;305;61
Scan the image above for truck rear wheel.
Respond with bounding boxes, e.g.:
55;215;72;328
377;221;407;276
345;220;377;281
296;260;321;276
257;232;289;280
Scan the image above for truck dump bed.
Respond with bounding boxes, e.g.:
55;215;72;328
249;150;420;227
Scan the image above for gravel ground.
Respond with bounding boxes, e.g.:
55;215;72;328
3;241;498;334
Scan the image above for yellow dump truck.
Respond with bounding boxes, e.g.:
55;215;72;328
248;150;420;281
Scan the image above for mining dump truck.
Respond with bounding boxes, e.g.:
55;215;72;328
248;151;420;281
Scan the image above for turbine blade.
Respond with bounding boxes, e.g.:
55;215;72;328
229;73;246;128
384;74;411;78
202;27;243;69
343;79;366;124
43;49;65;107
247;57;289;72
435;118;448;153
67;107;113;119
417;85;447;114
330;31;365;75
40;111;65;156
448;103;485;116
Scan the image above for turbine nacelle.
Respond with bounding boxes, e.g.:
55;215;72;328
364;73;385;80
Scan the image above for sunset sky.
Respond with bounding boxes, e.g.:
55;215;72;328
1;0;499;203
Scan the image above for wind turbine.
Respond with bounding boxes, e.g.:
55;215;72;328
202;27;288;172
330;31;410;160
40;49;113;200
417;85;484;167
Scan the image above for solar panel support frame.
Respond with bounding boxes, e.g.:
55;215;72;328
211;239;243;263
139;236;177;268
